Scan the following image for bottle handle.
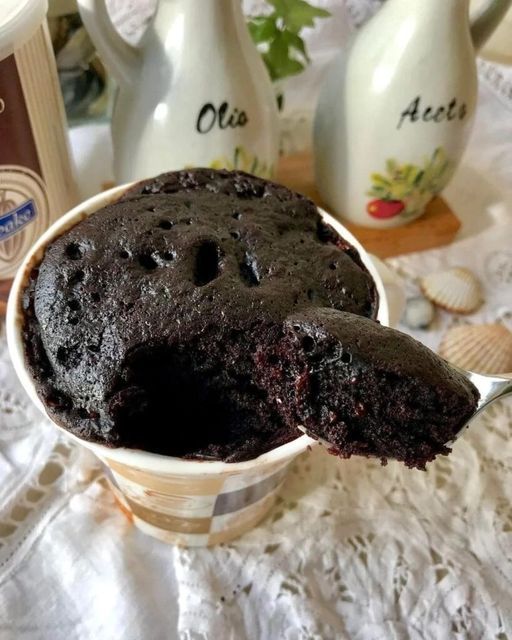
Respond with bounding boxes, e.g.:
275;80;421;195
471;0;511;51
77;0;140;87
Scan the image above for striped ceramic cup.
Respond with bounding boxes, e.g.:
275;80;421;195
6;183;389;546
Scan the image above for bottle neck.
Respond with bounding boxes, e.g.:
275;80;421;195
376;0;471;24
363;0;472;47
150;0;243;48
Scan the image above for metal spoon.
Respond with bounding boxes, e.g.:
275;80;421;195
455;368;512;424
297;369;512;447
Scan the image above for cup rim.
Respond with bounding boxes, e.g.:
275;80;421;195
6;181;389;475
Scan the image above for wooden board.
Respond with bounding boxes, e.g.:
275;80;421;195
276;152;461;259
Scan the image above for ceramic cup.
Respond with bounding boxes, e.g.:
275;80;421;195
6;184;390;546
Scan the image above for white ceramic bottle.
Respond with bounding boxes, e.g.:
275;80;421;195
314;0;511;228
77;0;279;184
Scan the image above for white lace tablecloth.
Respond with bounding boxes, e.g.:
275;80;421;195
2;3;512;639
1;219;511;640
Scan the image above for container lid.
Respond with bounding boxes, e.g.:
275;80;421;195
0;0;48;62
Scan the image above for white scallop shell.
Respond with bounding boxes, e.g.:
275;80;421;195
438;324;512;374
421;267;483;314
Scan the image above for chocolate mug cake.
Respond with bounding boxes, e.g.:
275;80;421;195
22;169;478;468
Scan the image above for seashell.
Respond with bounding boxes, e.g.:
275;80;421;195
438;324;512;374
421;267;483;314
403;296;435;329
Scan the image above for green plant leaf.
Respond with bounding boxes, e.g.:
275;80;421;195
268;0;330;31
248;1;330;82
263;31;306;81
266;0;289;15
263;52;305;81
282;30;309;63
288;3;330;32
248;17;278;43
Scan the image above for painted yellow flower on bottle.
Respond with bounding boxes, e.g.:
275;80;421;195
208;146;274;179
367;147;454;220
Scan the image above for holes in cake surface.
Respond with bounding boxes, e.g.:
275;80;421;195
56;344;81;367
67;299;80;312
91;292;101;303
230;230;241;240
163;251;175;261
56;346;68;364
138;253;159;271
302;336;316;353
239;253;260;287
119;249;130;259
341;351;352;364
193;241;222;286
277;222;289;236
232;211;242;220
158;219;173;230
65;242;85;260
329;262;337;270
307;289;319;302
68;269;84;286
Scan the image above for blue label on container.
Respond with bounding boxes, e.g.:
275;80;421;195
0;199;37;241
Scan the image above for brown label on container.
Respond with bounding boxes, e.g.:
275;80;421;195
0;55;42;171
0;52;49;280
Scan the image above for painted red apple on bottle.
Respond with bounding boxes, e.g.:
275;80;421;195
366;199;405;219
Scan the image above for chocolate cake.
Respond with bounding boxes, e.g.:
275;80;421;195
22;169;478;467
255;309;479;469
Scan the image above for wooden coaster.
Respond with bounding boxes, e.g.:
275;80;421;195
276;152;461;259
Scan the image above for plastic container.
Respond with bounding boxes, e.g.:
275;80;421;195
0;0;78;311
6;184;390;546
